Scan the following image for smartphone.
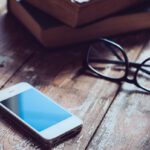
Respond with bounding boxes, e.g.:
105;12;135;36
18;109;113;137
0;82;82;145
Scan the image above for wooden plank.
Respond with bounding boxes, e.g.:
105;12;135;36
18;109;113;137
87;39;150;150
0;12;37;87
0;31;147;150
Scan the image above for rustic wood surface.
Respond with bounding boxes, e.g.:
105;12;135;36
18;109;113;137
87;43;150;150
0;1;150;150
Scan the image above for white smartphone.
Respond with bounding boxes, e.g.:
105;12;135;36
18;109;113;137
0;82;82;146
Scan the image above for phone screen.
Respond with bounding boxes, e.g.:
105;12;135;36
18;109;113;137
1;89;72;132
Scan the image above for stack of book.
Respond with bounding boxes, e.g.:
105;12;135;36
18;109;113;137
8;0;150;48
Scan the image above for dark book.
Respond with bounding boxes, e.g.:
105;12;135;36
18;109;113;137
9;0;150;48
27;0;148;27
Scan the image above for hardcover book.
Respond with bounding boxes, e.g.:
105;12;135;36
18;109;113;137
27;0;148;27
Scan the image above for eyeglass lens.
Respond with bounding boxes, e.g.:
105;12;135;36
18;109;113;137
88;40;126;79
137;59;150;91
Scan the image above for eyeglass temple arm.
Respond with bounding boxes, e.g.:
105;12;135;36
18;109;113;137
89;59;150;75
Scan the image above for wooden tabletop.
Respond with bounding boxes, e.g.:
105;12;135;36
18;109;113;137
0;2;150;150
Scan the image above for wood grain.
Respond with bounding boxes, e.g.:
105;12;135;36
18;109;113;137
0;14;37;86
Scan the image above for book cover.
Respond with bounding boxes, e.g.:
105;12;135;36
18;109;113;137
9;0;150;48
27;0;148;27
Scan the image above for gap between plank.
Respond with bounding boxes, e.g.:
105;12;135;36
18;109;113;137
85;83;123;150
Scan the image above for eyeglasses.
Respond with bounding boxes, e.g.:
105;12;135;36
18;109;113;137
85;38;150;92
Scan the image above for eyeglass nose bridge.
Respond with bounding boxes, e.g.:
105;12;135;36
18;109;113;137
125;77;136;84
123;64;139;84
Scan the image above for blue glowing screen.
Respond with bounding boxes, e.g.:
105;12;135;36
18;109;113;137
1;89;71;131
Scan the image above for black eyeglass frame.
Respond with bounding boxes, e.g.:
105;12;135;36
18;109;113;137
85;38;150;92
